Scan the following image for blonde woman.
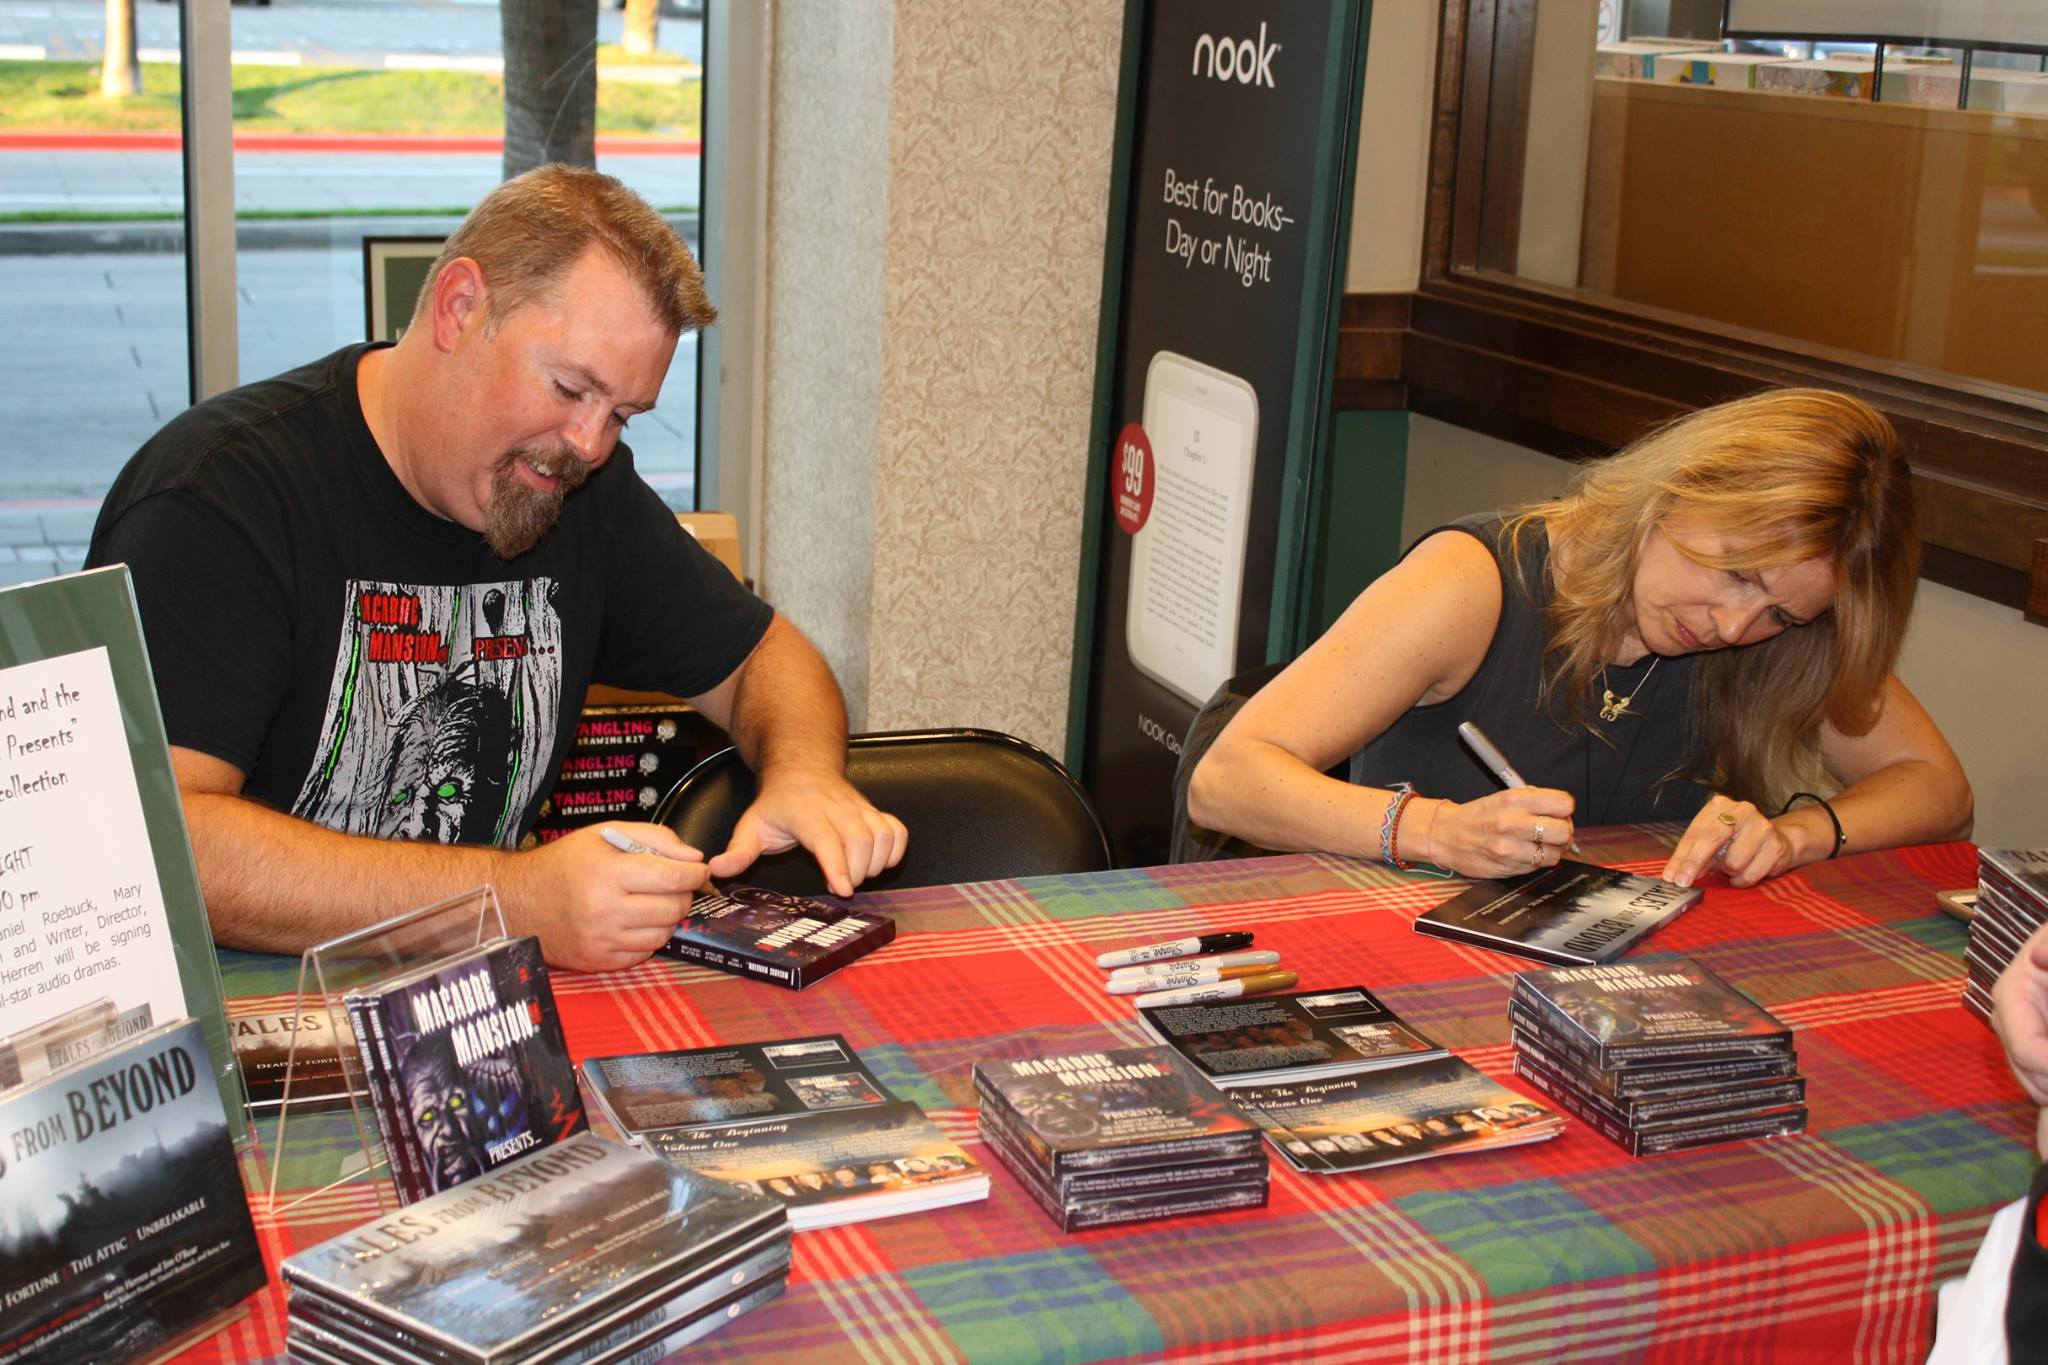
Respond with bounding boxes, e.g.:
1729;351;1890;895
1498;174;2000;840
1187;389;1972;886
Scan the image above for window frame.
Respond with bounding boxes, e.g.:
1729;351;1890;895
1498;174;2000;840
1337;0;2048;619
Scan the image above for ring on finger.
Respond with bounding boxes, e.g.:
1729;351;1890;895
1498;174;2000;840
1718;810;1738;828
1533;820;1546;846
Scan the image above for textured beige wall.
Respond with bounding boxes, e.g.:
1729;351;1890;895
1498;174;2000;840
760;0;1120;750
864;0;1120;745
759;7;895;726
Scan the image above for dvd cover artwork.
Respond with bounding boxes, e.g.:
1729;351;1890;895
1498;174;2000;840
644;1101;984;1219
0;1018;267;1365
1416;862;1700;966
973;1047;1259;1175
370;937;586;1195
283;1136;784;1361
1511;958;1792;1066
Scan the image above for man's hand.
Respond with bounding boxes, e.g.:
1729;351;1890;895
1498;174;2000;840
1992;921;2048;1160
705;770;908;898
496;823;708;973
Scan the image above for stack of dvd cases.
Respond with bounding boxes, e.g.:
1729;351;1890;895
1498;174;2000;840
972;1046;1268;1231
282;1136;790;1365
1508;958;1807;1157
1966;848;2048;1024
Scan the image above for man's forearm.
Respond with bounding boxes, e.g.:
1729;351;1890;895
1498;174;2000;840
722;617;850;784
183;790;508;954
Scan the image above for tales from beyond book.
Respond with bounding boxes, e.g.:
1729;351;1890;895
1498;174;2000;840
281;1134;785;1364
1414;860;1700;966
0;1017;267;1365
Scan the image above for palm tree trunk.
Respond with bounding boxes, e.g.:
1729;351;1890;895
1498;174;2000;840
500;0;599;179
623;0;660;58
100;0;140;99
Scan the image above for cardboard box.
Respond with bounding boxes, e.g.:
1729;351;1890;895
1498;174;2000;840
1596;40;1718;81
677;510;744;581
1651;52;1792;89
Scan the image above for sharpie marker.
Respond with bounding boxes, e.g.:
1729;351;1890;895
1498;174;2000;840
1131;970;1298;1011
600;827;698;861
1109;950;1280;980
1106;963;1274;995
1095;932;1253;970
1455;721;1582;856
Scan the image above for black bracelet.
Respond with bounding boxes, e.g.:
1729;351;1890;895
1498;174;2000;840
1779;791;1845;859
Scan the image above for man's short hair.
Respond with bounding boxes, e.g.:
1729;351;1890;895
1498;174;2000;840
411;163;716;336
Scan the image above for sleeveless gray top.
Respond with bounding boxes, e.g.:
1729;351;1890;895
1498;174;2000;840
1348;516;1708;826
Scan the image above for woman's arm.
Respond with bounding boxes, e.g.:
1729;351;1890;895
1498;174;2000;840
1663;674;1973;886
1187;530;1580;877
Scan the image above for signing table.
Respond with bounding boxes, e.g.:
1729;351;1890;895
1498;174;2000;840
195;828;2032;1363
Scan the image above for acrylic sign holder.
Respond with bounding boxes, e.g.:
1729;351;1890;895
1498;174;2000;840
260;884;506;1214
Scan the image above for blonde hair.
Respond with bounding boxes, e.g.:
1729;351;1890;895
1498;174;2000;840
1503;388;1917;808
411;163;716;335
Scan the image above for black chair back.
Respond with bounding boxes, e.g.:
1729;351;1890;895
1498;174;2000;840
656;728;1114;895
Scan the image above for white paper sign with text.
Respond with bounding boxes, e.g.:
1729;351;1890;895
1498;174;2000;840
0;646;182;1033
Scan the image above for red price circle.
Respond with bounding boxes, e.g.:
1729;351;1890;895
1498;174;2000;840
1112;423;1153;535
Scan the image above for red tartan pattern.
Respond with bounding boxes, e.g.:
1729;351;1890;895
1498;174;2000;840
182;830;2033;1363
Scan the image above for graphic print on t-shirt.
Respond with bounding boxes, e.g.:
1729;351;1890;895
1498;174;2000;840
293;578;564;847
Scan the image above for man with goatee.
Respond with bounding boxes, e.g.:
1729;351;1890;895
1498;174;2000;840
88;165;904;972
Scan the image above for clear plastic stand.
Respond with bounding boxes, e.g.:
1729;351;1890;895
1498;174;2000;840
261;885;507;1214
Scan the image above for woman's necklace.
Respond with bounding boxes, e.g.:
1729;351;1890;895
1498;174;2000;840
1598;656;1661;722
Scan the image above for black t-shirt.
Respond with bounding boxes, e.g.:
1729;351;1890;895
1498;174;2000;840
85;343;772;847
1348;516;1709;826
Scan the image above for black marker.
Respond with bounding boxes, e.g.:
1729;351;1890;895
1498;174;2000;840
1095;931;1254;969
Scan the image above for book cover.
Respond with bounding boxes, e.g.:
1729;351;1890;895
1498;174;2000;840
581;1035;893;1146
0;1017;267;1365
1510;957;1792;1067
971;1046;1261;1176
282;1135;785;1362
358;937;586;1198
643;1100;988;1231
1135;986;1447;1089
233;1006;364;1114
1415;861;1700;966
1232;1055;1562;1174
657;886;895;990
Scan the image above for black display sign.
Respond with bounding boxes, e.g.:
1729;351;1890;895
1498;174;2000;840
1072;1;1369;864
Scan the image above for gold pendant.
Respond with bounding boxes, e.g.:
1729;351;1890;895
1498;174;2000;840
1599;690;1628;722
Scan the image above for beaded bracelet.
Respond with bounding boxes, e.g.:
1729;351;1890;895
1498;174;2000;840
1779;791;1846;859
1380;782;1417;869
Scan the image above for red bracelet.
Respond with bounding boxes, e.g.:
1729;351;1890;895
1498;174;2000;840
1381;783;1416;869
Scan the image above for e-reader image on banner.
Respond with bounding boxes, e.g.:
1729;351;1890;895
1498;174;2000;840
1125;351;1259;706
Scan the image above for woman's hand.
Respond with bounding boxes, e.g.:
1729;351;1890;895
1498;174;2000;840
1423;788;1577;880
1662;795;1796;888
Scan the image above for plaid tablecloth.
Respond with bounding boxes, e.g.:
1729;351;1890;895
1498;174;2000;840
189;828;2036;1363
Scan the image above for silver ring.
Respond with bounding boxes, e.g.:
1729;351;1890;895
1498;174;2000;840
1533;820;1546;846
